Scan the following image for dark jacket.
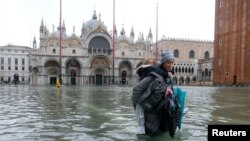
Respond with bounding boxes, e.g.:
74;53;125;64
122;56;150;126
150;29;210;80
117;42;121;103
132;66;172;135
136;64;156;81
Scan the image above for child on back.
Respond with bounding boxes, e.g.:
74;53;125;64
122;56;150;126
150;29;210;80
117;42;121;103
135;58;156;134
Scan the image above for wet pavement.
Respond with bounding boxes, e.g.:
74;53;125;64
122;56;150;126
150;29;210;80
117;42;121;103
0;85;249;141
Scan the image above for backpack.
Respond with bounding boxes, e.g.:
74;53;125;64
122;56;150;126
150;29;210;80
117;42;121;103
137;72;167;112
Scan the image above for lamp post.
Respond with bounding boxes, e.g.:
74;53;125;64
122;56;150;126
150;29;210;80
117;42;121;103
59;0;62;84
112;0;115;84
155;1;158;61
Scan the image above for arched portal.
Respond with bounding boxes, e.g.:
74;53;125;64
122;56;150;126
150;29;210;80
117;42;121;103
119;60;132;85
66;59;81;85
90;56;111;85
121;71;127;85
44;60;60;85
95;68;105;85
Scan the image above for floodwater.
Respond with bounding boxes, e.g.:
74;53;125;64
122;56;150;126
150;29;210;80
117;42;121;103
0;85;249;141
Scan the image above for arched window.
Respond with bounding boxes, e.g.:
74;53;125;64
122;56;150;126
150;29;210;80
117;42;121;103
205;68;209;76
172;66;175;73
122;51;125;56
189;50;195;58
52;49;56;54
174;49;179;58
205;51;209;59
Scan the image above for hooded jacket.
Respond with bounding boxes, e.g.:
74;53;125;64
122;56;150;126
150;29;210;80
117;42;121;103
132;65;173;134
132;65;171;108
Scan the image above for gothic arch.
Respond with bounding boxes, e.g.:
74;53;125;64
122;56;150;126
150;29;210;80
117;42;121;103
192;76;196;82
44;60;60;68
174;49;179;58
118;60;133;85
89;55;112;68
175;66;178;73
90;56;110;69
44;58;59;67
65;59;81;76
204;51;209;59
189;50;195;58
88;36;110;50
118;60;133;77
179;76;184;85
173;76;178;85
44;60;60;85
66;36;82;48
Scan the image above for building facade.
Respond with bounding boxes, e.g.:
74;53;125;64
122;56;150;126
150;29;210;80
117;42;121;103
30;11;214;86
0;11;214;86
30;11;154;86
156;38;214;85
0;45;31;84
214;0;250;86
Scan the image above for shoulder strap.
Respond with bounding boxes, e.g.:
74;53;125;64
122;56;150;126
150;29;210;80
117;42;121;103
150;72;163;81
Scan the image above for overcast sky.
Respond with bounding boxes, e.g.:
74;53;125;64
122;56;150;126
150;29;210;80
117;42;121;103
0;0;215;47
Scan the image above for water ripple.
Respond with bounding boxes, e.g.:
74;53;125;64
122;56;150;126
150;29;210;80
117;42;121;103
0;85;249;141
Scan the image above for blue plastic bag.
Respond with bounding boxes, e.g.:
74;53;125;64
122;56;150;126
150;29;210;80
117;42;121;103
173;87;186;129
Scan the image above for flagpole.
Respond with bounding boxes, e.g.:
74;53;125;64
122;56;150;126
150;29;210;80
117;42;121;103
59;0;62;84
156;1;158;61
112;0;115;84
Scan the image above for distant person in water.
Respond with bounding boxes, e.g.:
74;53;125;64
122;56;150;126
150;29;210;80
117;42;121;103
13;73;19;85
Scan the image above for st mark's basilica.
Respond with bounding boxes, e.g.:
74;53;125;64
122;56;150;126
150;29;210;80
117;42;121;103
0;11;213;86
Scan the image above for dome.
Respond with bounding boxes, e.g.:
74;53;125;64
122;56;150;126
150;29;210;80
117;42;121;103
84;11;101;29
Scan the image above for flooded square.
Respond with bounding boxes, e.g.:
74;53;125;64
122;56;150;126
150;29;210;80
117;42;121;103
0;85;249;141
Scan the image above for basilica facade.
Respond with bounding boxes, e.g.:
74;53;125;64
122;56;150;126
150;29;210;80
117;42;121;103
29;11;154;86
27;11;214;86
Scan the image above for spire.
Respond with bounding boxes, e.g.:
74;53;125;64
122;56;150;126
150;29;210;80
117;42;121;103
114;24;117;37
33;36;37;49
40;18;45;35
130;26;134;40
92;10;97;20
58;20;66;32
148;27;153;39
120;25;125;36
81;19;87;38
138;32;144;40
44;25;49;35
99;12;101;21
40;18;44;27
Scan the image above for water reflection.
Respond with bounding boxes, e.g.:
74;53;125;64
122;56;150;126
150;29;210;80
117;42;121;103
0;85;249;141
210;88;250;124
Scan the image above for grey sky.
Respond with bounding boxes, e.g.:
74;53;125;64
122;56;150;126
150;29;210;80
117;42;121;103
0;0;215;47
